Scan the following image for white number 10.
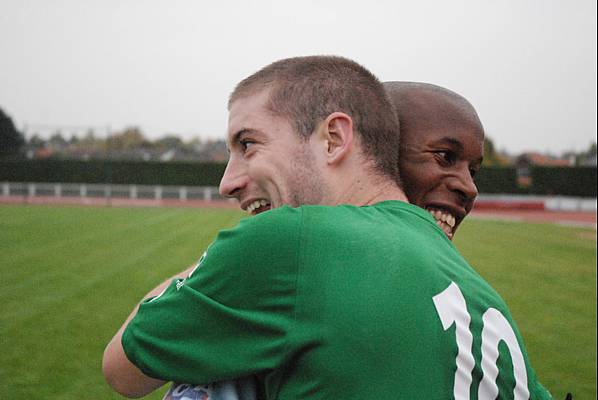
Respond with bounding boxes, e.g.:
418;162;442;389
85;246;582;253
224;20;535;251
433;282;530;400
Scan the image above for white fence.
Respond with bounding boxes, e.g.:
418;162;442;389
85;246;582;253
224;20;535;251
1;182;224;202
475;194;597;212
2;182;596;212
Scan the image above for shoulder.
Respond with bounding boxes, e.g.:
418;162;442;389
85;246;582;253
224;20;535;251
240;205;303;234
184;206;304;301
214;206;303;252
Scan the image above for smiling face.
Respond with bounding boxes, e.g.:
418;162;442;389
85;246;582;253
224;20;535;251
219;89;327;215
399;104;484;239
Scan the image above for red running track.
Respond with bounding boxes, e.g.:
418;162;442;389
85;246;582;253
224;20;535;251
470;209;596;228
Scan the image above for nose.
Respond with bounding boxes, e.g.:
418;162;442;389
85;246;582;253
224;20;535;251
448;167;479;204
219;157;248;199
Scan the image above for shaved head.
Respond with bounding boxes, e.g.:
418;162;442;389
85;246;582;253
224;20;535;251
384;81;484;148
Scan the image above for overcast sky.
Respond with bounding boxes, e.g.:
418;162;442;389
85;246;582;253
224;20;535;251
1;0;596;154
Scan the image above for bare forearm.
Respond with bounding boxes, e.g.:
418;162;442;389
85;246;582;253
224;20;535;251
102;267;194;398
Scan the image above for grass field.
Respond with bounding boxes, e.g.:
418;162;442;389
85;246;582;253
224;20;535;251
0;204;595;399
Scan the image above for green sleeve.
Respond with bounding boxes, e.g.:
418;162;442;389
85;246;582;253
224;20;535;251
122;207;302;384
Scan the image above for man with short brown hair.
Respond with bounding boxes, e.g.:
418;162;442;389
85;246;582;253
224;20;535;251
104;56;551;400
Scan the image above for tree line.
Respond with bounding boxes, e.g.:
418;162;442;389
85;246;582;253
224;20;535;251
1;106;596;166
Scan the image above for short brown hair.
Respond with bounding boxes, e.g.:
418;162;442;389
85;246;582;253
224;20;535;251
229;55;400;180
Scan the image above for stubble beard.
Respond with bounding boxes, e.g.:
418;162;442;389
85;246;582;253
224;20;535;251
288;145;327;207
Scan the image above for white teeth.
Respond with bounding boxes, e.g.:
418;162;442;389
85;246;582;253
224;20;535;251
436;220;453;238
427;208;457;233
246;199;269;214
447;215;455;227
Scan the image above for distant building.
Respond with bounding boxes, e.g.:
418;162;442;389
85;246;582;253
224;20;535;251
31;147;52;159
159;149;176;162
515;152;572;186
581;153;597;166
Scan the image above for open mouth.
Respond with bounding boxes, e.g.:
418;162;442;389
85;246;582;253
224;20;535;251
426;207;457;239
246;199;272;215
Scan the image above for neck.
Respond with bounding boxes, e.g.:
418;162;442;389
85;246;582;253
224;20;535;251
327;168;409;207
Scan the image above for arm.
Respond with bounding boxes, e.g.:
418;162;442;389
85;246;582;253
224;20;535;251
102;266;195;398
103;209;300;393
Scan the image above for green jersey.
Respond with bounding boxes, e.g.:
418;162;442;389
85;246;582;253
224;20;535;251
123;201;552;399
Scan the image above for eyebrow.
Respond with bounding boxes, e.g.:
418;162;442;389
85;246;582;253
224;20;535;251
434;137;464;150
232;127;264;143
434;137;484;165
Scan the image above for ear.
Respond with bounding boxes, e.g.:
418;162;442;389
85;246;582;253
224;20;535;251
319;112;354;165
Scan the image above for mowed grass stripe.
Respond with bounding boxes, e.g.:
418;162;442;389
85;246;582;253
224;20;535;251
1;206;181;295
1;206;243;328
1;207;234;319
0;204;244;399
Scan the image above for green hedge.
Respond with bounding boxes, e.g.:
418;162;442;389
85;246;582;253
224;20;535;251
530;166;597;197
1;160;596;197
474;167;519;194
0;160;227;186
